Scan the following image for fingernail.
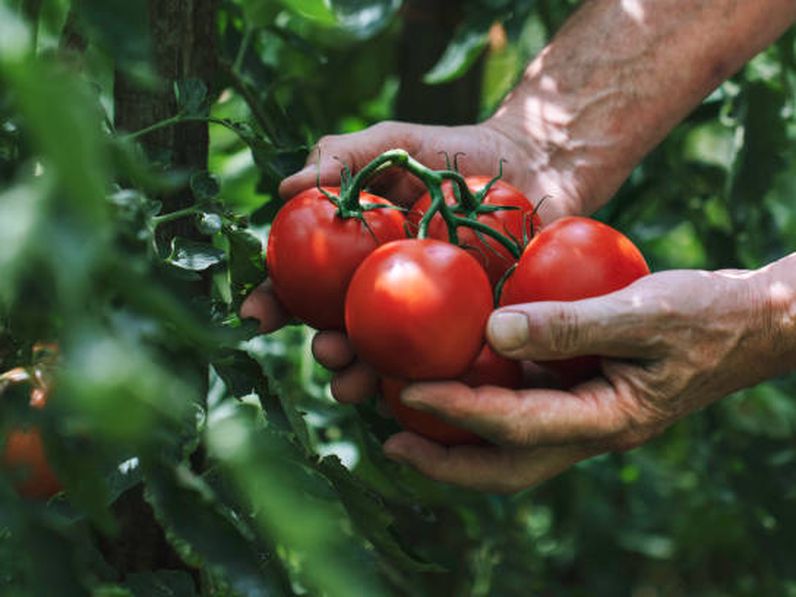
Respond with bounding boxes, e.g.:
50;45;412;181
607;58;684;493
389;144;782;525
488;312;529;350
384;446;408;464
383;438;409;463
400;385;427;410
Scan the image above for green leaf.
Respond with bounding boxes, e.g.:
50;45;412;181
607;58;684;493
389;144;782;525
0;178;46;309
167;238;226;271
277;0;337;26
226;227;265;311
241;1;281;27
124;570;198;597
190;171;221;201
206;403;388;597
277;0;401;39
319;456;443;573
73;0;151;73
175;79;209;117
423;13;493;85
144;461;286;597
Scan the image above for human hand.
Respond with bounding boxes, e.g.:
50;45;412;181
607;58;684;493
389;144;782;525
380;265;796;493
245;118;593;402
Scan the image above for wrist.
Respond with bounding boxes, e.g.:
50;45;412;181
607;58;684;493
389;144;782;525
479;113;597;221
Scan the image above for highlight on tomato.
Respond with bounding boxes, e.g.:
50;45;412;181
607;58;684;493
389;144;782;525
345;238;493;380
381;344;523;445
266;186;406;330
410;177;541;285
499;216;650;384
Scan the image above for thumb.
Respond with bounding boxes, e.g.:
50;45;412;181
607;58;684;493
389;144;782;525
486;295;654;361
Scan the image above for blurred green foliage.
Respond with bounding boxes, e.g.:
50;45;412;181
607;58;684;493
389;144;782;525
0;0;795;595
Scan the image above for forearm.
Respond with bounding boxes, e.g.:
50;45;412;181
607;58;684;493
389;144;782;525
487;0;796;215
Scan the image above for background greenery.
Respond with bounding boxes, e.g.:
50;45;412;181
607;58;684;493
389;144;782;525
1;0;795;595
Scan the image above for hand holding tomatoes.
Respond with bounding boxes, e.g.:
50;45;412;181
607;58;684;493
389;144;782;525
278;121;584;223
499;216;650;384
381;263;796;492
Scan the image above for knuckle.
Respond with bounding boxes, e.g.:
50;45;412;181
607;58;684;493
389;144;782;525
371;120;398;134
544;306;582;355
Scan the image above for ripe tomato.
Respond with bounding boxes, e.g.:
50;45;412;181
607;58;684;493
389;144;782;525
499;216;650;384
3;428;61;499
346;239;493;380
381;344;523;445
410;177;541;285
267;187;406;330
2;379;61;500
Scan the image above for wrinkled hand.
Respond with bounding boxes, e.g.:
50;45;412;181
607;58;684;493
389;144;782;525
243;119;590;402
382;266;796;493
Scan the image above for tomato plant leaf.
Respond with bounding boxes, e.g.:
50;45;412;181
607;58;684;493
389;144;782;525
167;238;226;271
124;570;198;597
319;455;445;573
175;79;210;117
423;12;493;85
190;171;221;201
226;227;265;311
144;461;285;597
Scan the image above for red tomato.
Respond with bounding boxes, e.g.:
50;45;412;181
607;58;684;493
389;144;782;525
267;187;406;330
410;177;541;285
381;345;523;445
3;428;61;499
500;216;650;384
345;239;493;380
2;383;61;499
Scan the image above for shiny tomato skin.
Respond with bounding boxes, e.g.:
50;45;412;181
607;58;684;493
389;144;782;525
267;187;406;330
345;239;493;380
3;428;61;499
500;216;650;384
381;345;523;445
410;177;541;285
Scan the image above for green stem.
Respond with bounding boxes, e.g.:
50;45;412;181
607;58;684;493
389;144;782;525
124;114;184;141
151;205;202;226
336;149;518;253
451;216;520;258
232;26;253;74
123;115;248;142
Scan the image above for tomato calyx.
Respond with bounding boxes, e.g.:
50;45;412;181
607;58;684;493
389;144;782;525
313;162;404;227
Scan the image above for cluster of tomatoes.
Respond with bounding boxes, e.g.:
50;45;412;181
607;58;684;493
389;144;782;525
267;152;650;445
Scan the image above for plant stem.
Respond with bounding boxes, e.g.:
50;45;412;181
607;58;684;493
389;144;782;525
336;148;520;253
151;205;202;226
452;216;520;258
124;115;249;143
232;26;253;74
124;115;184;141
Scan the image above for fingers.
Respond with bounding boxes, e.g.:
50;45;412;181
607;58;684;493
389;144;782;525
488;283;662;362
311;332;356;371
240;281;291;333
330;360;379;404
400;379;635;447
278;122;425;204
383;432;590;493
311;332;377;404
